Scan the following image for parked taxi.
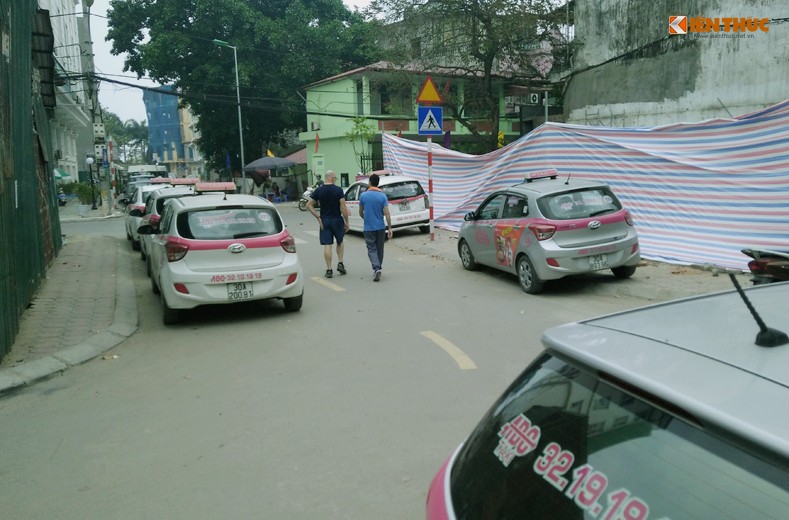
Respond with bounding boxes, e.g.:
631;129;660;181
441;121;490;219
344;171;430;234
139;184;303;324
427;281;789;519
458;169;640;294
138;178;199;267
124;178;172;251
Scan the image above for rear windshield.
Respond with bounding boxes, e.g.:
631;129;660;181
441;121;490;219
449;354;789;519
380;181;424;201
538;187;621;220
176;207;282;240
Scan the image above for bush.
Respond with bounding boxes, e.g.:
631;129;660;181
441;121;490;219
72;182;95;205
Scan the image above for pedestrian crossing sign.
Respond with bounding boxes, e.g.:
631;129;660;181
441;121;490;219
417;106;443;135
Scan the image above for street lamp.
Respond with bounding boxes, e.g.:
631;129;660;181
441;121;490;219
213;39;246;191
85;156;97;210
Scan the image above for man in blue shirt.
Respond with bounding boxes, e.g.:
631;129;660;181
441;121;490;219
307;170;349;278
359;173;393;282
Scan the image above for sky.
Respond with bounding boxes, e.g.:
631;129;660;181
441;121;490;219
89;0;371;123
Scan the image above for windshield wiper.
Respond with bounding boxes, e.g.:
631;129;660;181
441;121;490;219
233;232;268;239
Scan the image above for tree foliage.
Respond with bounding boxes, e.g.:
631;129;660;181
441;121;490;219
366;0;564;151
106;0;381;172
102;108;149;164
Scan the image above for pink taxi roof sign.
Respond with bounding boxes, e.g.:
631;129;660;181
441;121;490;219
524;168;559;182
150;177;173;183
169;177;199;185
195;181;237;194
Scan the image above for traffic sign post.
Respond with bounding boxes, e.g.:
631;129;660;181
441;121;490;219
416;76;444;242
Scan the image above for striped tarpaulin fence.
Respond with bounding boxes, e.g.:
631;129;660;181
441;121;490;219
382;100;789;269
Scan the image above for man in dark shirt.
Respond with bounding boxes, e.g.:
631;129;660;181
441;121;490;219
307;170;349;278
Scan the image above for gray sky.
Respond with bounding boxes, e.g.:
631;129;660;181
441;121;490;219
89;0;370;124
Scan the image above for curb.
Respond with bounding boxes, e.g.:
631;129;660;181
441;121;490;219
0;239;138;396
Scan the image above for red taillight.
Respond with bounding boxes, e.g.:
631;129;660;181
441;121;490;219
624;210;634;226
423;195;430;210
631;243;639;254
529;223;556;241
174;283;189;294
165;241;188;262
286;273;298;285
546;258;559;267
150;215;161;225
748;259;769;273
281;236;296;253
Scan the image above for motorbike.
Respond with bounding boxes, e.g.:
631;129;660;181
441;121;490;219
298;186;319;211
741;248;789;285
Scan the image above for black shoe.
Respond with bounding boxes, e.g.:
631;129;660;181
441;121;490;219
337;262;347;275
373;270;381;282
325;269;333;278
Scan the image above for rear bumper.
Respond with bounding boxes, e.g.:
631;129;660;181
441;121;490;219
531;236;640;281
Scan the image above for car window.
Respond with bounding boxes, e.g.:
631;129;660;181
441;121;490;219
450;354;789;519
178;208;283;240
345;185;360;202
159;205;174;234
477;194;507;220
539;188;621;220
381;181;424;201
502;195;528;219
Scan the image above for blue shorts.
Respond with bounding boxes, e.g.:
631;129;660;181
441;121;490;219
319;216;345;245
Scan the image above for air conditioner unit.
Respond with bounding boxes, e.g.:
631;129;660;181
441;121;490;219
93;123;106;142
528;93;541;105
310;121;320;131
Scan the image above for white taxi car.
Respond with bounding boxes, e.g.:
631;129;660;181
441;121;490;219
140;189;303;324
458;169;640;294
343;172;430;233
138;179;199;266
124;179;172;251
427;281;789;519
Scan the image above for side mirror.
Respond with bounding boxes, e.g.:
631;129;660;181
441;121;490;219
118;197;129;206
129;208;143;217
464;212;477;221
137;224;154;235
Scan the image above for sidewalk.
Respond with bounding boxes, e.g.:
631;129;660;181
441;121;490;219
0;200;137;395
0;202;743;395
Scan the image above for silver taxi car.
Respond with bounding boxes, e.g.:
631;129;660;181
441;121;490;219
141;188;304;325
427;281;789;519
458;169;640;293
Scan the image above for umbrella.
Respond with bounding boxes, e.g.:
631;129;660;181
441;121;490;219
243;156;296;172
53;168;71;180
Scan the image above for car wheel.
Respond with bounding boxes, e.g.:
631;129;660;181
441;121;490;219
151;273;160;295
161;292;179;325
146;256;152;278
458;240;478;271
419;225;430;234
131;239;140;251
517;255;544;294
283;294;303;312
612;265;637;279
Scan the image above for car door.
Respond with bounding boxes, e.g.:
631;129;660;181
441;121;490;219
343;183;366;231
468;193;507;267
149;204;175;286
494;194;529;271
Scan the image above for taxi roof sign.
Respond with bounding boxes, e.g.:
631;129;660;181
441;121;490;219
524;168;559;182
169;177;199;185
195;182;237;193
150;177;173;183
416;76;442;104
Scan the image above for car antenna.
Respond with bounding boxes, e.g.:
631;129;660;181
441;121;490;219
565;172;571;185
728;273;788;347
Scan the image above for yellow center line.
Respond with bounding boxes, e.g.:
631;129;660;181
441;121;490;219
311;276;346;292
420;330;477;370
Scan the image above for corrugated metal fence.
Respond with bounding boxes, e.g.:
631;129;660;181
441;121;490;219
0;1;62;361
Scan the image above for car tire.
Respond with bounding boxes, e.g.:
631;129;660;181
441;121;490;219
419;225;430;233
161;292;179;325
131;239;140;251
283;293;303;312
517;255;544;294
151;274;160;295
612;265;637;279
458;239;478;271
146;256;152;278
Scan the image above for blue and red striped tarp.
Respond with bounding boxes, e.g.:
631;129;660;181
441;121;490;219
382;100;789;269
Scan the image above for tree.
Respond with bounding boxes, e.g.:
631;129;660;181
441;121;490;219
366;0;562;151
345;116;376;171
106;0;381;172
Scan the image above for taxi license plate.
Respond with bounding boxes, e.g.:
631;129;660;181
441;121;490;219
399;200;410;211
589;254;609;271
227;282;254;301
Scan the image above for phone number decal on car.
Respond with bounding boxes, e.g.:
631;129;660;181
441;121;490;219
495;414;651;519
210;273;263;283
